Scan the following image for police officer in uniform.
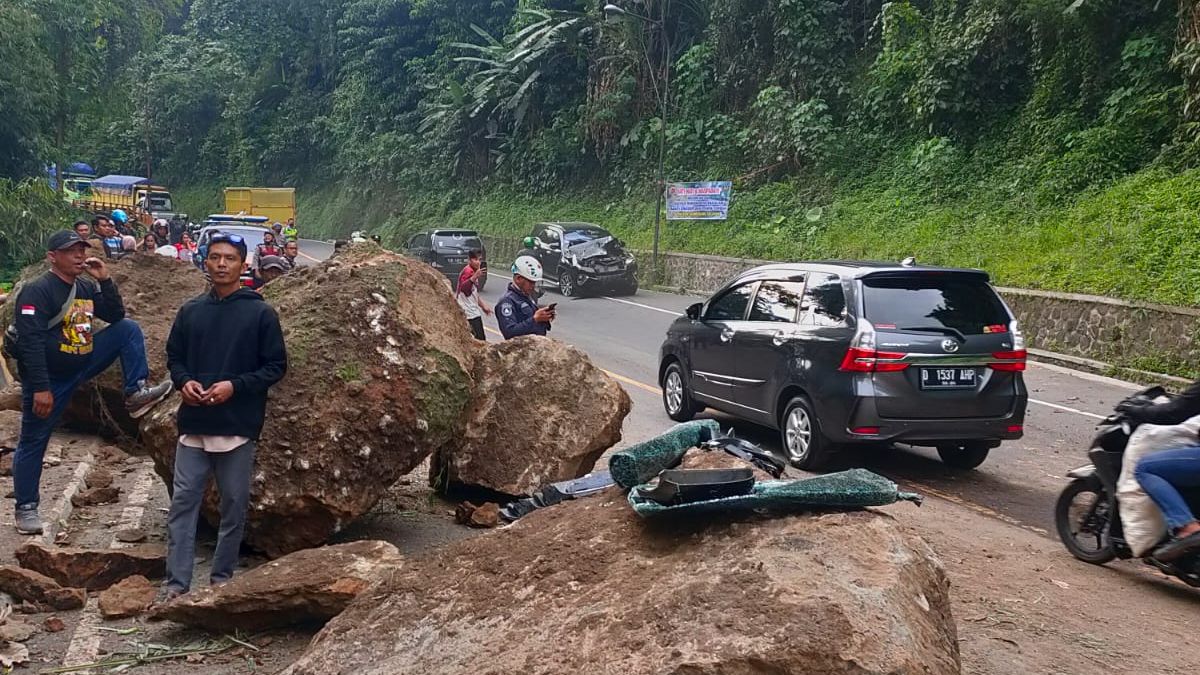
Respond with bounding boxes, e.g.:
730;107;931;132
495;256;555;340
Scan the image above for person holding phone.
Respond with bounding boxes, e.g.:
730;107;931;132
8;230;172;535
160;232;287;602
496;256;555;340
456;249;493;340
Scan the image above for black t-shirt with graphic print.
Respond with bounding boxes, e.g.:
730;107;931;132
12;271;126;392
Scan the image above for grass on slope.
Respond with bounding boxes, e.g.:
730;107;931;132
374;166;1200;307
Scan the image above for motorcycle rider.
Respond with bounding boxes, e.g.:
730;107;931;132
1117;385;1200;561
495;256;554;340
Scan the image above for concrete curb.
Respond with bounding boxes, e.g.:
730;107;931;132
1027;348;1191;389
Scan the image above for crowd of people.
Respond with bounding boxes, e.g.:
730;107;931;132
67;209;304;293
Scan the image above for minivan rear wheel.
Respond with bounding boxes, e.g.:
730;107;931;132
781;397;833;470
662;362;700;422
937;442;991;470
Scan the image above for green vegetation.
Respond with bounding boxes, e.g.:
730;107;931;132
7;1;1200;304
0;179;80;280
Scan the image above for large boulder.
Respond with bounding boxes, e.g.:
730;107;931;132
435;337;631;496
283;493;960;674
0;254;207;437
151;540;402;631
139;248;478;557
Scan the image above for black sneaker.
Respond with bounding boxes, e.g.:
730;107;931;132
1152;531;1200;563
126;380;173;419
14;506;43;535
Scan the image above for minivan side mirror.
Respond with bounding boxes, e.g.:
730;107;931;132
686;303;702;320
522;236;536;249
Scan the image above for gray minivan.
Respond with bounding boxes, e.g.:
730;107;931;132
657;261;1028;470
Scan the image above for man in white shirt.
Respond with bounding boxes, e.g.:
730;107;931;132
159;233;287;602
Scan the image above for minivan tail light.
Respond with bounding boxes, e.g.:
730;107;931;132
989;349;1027;371
839;347;909;372
840;319;909;372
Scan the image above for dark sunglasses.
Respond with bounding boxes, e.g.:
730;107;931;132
210;232;245;246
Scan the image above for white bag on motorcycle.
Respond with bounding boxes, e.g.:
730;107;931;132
1117;414;1200;557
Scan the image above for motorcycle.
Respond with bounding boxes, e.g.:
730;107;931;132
1054;385;1200;586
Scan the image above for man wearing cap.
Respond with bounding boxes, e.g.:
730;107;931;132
161;232;287;601
7;231;172;534
249;255;288;291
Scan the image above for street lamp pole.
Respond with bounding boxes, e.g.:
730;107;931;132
605;2;670;284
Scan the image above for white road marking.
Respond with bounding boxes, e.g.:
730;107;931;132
62;462;159;670
1027;398;1107;421
61;599;103;672
41;456;93;546
600;295;686;316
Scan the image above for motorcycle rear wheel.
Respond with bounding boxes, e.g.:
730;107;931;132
1055;477;1117;565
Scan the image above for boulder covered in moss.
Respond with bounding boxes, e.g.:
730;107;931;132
139;247;478;557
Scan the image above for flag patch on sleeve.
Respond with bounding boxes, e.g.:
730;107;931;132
20;305;36;316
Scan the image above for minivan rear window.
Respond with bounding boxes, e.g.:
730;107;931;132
862;275;1009;335
434;234;483;251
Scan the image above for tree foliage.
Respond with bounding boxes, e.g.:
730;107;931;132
0;0;1191;216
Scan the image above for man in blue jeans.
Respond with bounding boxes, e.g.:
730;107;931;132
161;233;287;602
8;230;172;534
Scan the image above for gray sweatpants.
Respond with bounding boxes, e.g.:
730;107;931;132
165;441;256;593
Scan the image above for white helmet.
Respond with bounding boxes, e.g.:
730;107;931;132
511;255;544;282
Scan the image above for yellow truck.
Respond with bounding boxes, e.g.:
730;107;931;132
224;187;296;227
80;175;180;228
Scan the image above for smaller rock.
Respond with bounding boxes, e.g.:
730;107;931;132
98;576;157;619
0;410;20;449
123;456;141;465
0;453;11;478
0;641;29;668
0;566;85;611
0;386;21;413
0;619;35;642
16;542;166;591
71;486;120;508
114;527;147;544
150;541;403;631
85;468;114;489
471;503;501;528
43;617;65;633
454;502;502;528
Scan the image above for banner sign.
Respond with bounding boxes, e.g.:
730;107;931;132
666;181;732;221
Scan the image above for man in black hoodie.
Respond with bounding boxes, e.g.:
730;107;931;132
161;232;287;600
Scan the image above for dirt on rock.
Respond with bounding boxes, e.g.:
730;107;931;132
285;488;958;675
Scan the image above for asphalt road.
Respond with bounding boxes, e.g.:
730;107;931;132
476;273;1142;538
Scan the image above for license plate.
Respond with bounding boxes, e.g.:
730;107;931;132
919;367;977;390
446;257;465;265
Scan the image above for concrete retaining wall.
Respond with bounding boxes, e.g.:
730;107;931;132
482;235;1199;378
